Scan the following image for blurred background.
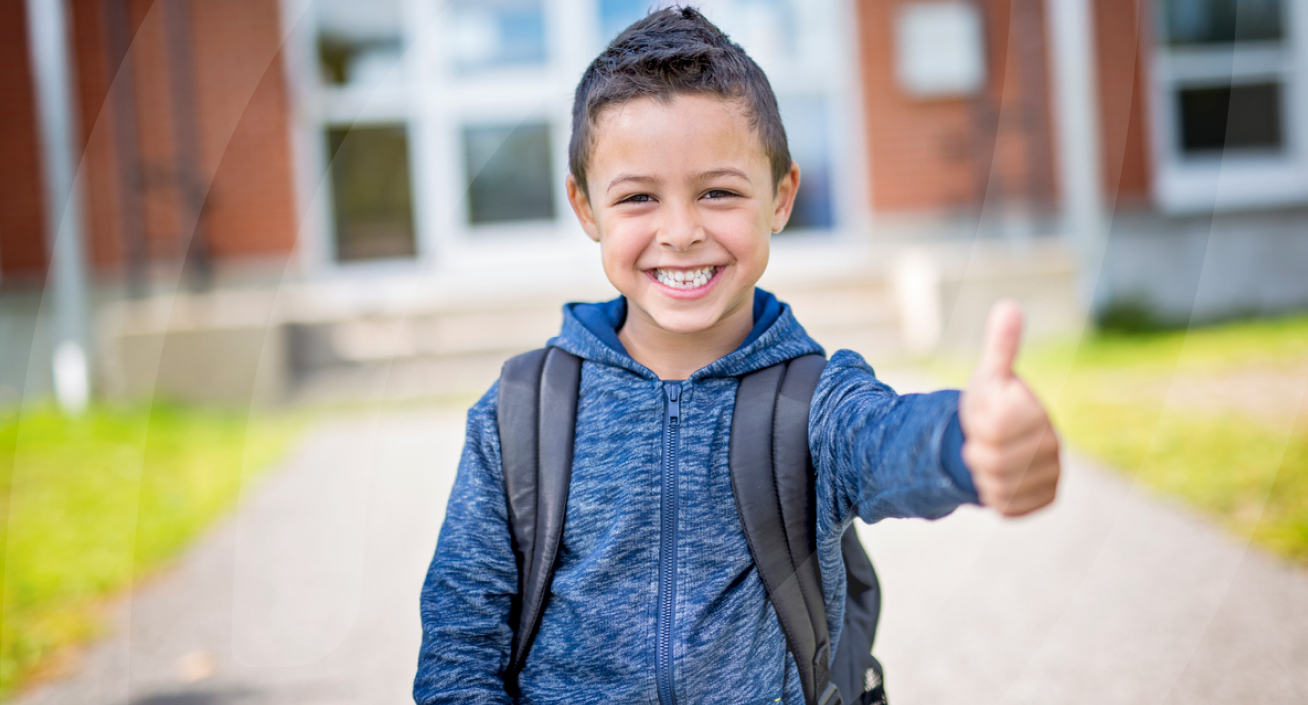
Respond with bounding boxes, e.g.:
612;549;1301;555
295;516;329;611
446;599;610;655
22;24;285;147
4;0;1307;405
1;0;1306;703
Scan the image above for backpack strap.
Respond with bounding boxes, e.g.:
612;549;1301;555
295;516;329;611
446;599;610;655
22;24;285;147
730;354;840;705
497;347;582;692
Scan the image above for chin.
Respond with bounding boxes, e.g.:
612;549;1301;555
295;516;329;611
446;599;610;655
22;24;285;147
649;308;726;336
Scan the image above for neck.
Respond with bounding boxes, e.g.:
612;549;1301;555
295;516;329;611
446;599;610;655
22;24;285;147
618;298;755;380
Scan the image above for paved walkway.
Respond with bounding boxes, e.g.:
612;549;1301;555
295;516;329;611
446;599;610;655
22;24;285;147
15;399;1308;705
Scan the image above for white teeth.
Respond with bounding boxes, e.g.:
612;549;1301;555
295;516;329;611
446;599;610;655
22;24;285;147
654;266;717;289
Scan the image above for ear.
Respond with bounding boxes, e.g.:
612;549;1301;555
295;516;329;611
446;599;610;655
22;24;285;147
770;162;801;233
566;174;601;242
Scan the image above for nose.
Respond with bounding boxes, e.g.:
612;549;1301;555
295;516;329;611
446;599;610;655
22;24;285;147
657;201;706;252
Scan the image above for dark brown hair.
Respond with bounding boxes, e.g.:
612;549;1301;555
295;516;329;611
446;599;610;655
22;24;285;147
568;6;791;195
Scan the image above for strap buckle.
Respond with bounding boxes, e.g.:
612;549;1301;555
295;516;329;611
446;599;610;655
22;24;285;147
817;683;843;705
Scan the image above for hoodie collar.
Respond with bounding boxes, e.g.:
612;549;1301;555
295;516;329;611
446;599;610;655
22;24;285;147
547;288;824;381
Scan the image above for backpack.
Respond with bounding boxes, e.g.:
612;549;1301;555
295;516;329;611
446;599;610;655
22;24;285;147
497;347;888;705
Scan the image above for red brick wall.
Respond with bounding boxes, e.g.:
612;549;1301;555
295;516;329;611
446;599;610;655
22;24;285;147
1093;0;1152;206
856;0;1058;215
191;0;297;260
68;0;297;276
0;0;50;283
857;0;977;211
69;0;125;270
856;0;1152;217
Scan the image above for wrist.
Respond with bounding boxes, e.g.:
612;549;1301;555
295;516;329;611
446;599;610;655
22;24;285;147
942;410;977;499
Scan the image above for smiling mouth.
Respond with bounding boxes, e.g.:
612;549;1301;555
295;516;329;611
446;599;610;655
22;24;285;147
650;265;721;290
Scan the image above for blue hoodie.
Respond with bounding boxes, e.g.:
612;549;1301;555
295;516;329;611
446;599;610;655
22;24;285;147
415;289;978;704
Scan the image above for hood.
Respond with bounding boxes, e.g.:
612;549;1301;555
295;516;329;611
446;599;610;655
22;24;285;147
546;287;825;381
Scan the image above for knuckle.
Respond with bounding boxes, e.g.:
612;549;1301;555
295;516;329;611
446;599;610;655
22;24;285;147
963;441;997;473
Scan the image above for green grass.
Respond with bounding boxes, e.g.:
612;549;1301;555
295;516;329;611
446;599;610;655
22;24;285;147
1009;314;1308;563
0;402;303;699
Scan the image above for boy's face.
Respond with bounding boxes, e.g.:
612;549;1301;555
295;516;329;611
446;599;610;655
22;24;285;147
566;94;799;343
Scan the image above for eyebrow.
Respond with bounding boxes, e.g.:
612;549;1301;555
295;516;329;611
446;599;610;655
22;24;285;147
606;168;752;194
697;168;751;183
607;174;656;194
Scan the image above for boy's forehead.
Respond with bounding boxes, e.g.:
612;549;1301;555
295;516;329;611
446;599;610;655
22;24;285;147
588;94;769;180
595;92;750;122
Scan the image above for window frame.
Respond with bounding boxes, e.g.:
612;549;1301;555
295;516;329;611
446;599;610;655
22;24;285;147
281;0;869;282
1147;0;1308;213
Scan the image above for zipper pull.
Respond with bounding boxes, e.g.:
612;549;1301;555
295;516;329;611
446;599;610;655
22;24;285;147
665;383;681;424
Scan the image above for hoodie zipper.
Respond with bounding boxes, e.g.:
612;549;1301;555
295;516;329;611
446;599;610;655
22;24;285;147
656;382;682;705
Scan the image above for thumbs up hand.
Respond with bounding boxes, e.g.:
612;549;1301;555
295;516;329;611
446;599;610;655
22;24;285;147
959;300;1061;517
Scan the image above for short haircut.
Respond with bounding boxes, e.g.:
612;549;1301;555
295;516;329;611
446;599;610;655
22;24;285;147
568;6;791;195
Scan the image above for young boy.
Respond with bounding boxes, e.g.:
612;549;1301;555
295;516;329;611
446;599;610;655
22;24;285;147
415;7;1060;704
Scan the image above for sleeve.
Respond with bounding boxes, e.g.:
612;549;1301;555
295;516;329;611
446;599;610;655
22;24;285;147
413;384;517;705
808;350;980;532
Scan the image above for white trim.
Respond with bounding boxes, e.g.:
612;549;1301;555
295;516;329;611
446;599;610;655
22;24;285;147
277;0;314;278
26;0;91;410
1046;0;1107;297
835;0;874;237
1161;43;1287;82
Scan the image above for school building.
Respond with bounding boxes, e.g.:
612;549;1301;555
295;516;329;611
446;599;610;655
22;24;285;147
4;0;1307;404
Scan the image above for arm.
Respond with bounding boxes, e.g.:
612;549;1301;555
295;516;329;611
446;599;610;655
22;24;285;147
809;349;979;529
810;300;1061;530
414;387;516;705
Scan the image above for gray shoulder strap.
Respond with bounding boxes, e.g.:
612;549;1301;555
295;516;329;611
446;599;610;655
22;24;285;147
497;347;582;691
730;354;839;705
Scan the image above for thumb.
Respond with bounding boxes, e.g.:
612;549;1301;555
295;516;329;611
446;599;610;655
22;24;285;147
976;299;1023;381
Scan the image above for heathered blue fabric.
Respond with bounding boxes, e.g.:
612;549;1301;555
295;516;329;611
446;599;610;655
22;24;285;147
415;289;980;704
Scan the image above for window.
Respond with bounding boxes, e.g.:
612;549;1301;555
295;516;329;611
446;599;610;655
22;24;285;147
779;96;834;230
310;0;416;265
894;1;987;99
463;122;556;225
1163;0;1283;45
326;125;417;261
293;0;857;278
315;0;403;87
448;0;547;73
1177;82;1282;153
1163;0;1285;158
708;0;844;232
1150;0;1308;211
708;0;798;70
598;0;651;44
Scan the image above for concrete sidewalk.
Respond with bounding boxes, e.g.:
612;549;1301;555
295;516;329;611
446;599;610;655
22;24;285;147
15;403;1308;705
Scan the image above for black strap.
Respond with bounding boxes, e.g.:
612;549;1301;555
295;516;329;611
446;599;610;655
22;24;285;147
731;353;835;705
497;347;582;691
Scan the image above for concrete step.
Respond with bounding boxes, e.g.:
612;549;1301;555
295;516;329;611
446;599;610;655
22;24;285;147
292;284;904;365
95;239;1086;406
287;304;565;368
288;283;907;403
771;279;905;362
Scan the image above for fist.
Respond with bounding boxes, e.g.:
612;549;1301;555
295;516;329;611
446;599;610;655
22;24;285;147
959;300;1061;517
